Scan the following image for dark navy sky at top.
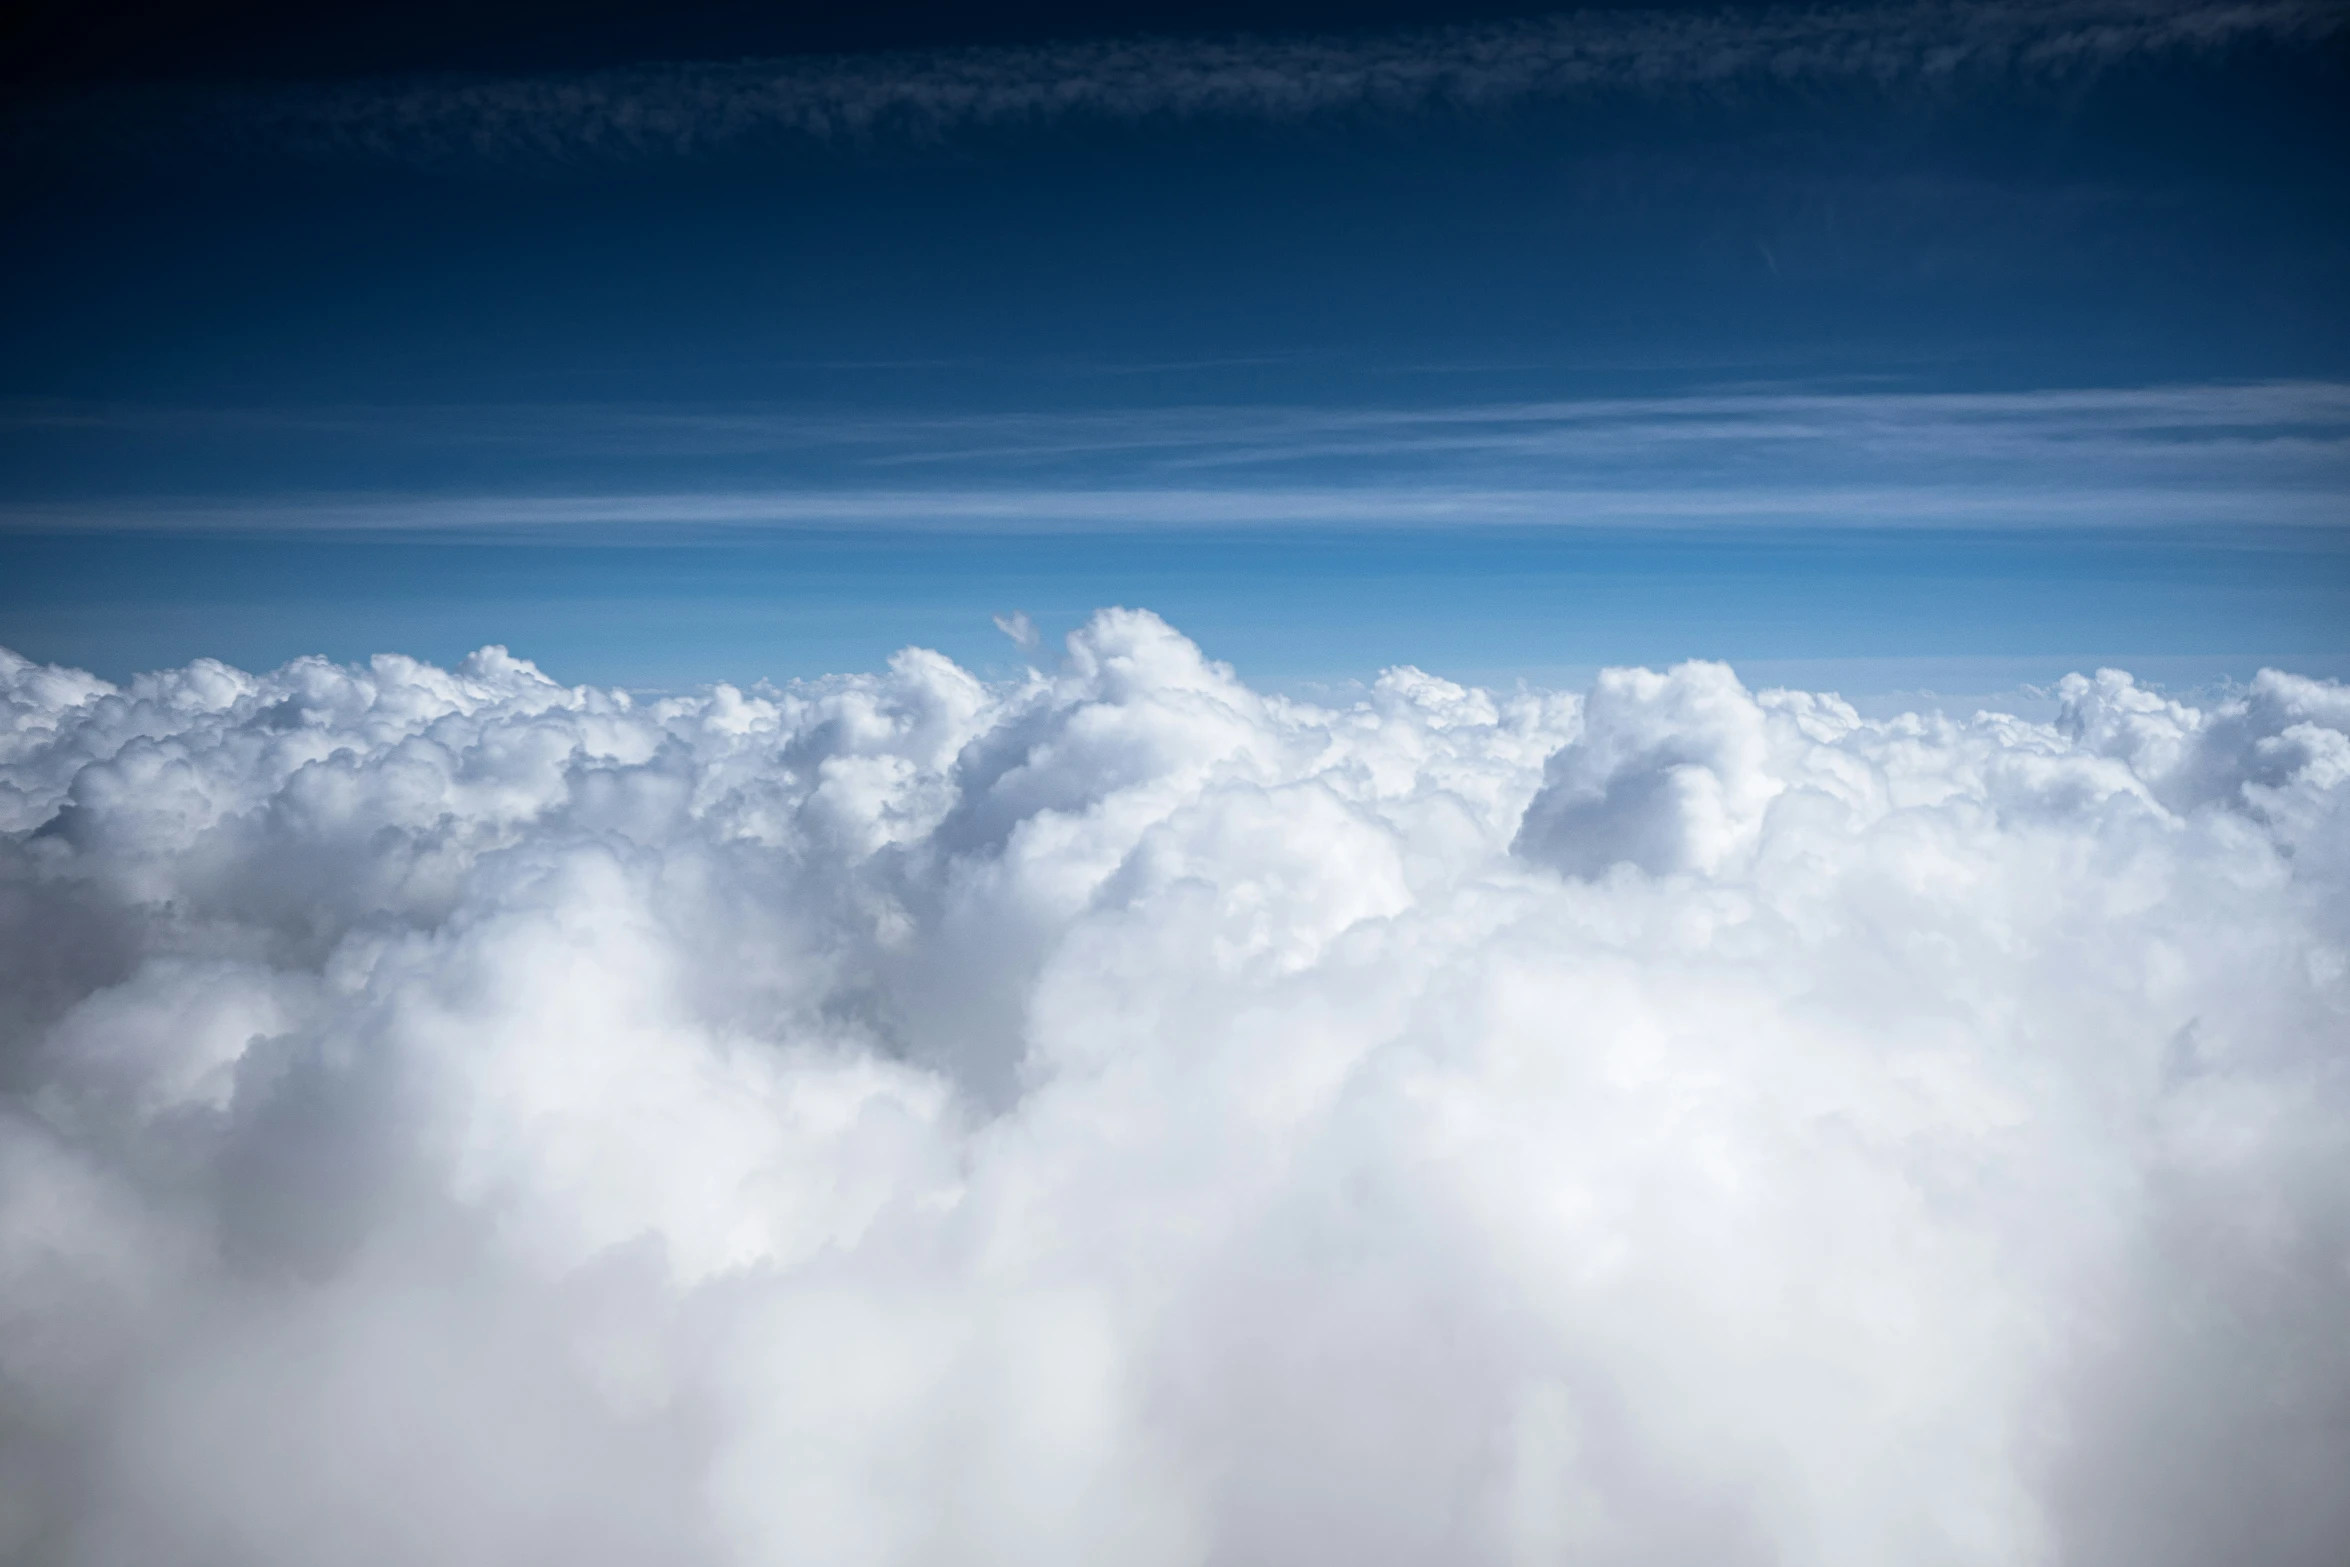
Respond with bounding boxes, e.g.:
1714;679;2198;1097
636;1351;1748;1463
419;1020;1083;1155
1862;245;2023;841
9;27;2343;407
2;0;2346;689
4;1;1613;85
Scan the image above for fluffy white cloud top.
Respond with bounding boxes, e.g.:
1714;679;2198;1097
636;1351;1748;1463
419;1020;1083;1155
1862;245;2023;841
2;610;2345;1567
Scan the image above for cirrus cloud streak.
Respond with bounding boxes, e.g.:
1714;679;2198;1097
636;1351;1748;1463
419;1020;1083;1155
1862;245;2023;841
12;0;2342;169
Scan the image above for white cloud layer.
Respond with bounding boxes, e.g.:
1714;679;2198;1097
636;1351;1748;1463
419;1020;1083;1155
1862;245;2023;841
2;611;2347;1566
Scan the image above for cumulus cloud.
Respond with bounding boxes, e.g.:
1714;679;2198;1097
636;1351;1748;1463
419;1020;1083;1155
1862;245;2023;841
14;0;2342;171
2;611;2347;1565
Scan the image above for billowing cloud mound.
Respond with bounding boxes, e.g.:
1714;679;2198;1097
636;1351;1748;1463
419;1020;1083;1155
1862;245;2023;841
3;612;2346;1567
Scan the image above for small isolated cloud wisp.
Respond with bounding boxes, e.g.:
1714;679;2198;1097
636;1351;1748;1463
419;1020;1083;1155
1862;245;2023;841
993;609;1042;651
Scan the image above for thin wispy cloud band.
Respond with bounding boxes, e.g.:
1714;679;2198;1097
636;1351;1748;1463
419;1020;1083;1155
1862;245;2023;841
11;487;2339;539
12;0;2343;169
5;381;2342;536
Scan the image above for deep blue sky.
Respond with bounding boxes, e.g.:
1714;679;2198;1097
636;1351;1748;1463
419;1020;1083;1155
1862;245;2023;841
4;0;2345;694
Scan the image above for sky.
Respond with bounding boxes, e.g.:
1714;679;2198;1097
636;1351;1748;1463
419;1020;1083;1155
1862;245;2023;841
3;0;2345;694
6;7;2350;1566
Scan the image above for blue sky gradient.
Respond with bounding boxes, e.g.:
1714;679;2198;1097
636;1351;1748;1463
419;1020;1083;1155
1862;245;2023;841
4;0;2345;693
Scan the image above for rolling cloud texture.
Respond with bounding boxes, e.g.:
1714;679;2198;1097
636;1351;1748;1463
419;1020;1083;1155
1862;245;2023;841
3;610;2347;1564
